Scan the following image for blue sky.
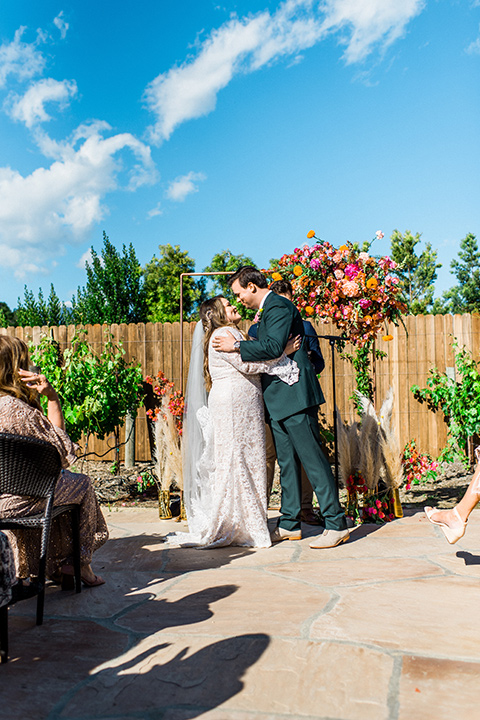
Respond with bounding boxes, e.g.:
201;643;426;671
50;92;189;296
0;0;479;309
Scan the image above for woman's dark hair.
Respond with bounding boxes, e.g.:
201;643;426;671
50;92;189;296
270;279;293;297
227;266;268;289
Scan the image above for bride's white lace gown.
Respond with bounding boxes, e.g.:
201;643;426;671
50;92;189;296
170;325;298;549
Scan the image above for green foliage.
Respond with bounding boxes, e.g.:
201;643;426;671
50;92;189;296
439;233;480;314
143;244;206;322
30;332;144;443
341;340;387;409
0;302;15;328
203;249;256;297
204;249;257;320
16;285;72;327
390;229;441;314
411;340;480;462
73;232;146;324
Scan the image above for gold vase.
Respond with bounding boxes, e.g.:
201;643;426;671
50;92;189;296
180;491;187;521
393;487;403;518
158;490;172;520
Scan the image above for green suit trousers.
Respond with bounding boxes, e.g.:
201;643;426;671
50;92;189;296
270;407;347;532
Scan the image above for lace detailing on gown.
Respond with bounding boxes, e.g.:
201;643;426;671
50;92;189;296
169;325;300;548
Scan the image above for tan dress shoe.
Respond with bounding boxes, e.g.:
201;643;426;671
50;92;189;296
309;529;350;549
270;526;302;543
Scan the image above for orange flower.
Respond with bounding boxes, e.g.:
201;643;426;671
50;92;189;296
305;305;315;315
382;334;393;341
339;244;348;251
293;265;303;276
366;277;378;290
307;230;316;239
271;272;282;281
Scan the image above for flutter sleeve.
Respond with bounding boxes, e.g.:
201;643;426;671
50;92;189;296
211;327;299;386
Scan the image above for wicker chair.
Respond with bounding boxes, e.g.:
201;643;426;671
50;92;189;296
0;432;81;628
0;530;15;663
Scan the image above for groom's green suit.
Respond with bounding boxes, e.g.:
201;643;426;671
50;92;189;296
239;292;346;532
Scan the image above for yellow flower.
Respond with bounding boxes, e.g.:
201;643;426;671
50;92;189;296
307;230;315;239
271;272;282;281
366;277;378;290
382;334;393;342
339;244;348;251
293;265;303;277
305;305;315;315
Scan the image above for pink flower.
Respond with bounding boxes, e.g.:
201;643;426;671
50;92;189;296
359;298;371;309
334;269;344;280
344;263;359;279
358;252;370;262
310;258;321;270
376;230;384;240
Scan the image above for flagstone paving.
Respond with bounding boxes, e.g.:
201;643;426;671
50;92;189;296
2;507;480;720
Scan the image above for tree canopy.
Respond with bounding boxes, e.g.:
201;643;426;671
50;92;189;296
72;232;146;324
436;233;480;314
143;244;206;322
390;229;441;314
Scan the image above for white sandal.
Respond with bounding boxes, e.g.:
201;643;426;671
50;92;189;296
424;506;467;544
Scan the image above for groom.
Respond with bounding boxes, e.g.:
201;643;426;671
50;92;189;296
211;266;349;548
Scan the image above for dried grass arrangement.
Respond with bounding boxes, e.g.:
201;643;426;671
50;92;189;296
153;392;183;493
337;387;404;523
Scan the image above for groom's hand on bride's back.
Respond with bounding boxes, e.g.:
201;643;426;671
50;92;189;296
285;335;301;355
211;331;237;353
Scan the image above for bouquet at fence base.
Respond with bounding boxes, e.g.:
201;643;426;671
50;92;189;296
337;388;404;524
145;372;184;517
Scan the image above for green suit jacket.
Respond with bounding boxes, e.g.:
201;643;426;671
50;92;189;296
239;292;325;421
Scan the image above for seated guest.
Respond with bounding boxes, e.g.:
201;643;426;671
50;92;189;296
0;336;108;587
249;279;325;524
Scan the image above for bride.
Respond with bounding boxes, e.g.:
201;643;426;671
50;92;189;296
170;296;299;548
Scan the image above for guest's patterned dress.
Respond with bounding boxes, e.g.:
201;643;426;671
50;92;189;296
0;395;108;578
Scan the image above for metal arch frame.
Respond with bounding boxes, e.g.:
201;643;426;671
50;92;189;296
179;271;234;391
179;271;343;487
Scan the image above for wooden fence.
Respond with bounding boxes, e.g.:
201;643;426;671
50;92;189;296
2;314;480;461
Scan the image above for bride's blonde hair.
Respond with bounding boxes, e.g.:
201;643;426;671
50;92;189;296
199;296;249;392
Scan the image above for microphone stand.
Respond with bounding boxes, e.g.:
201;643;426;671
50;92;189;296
317;334;346;489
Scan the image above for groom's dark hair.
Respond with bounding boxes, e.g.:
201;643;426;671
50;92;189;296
228;266;268;289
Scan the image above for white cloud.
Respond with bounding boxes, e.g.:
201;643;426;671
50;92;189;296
53;12;69;40
466;25;480;55
0;123;157;277
145;0;425;143
166;171;207;202
147;203;163;219
76;248;93;269
4;78;78;128
320;0;425;64
0;27;46;89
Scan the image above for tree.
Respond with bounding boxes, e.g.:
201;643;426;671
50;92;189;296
143;244;206;322
203;250;257;298
439;233;480;314
15;285;72;327
72;232;147;324
390;230;441;314
0;302;15;328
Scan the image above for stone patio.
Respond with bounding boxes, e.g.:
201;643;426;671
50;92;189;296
2;507;480;720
